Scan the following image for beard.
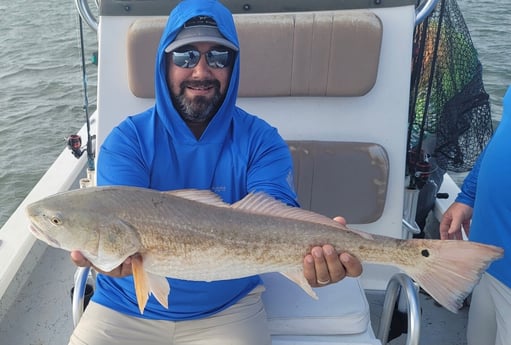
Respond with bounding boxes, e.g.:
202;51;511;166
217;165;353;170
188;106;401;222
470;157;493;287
171;79;224;123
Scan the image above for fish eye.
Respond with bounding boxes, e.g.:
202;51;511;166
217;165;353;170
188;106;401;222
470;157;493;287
50;216;63;225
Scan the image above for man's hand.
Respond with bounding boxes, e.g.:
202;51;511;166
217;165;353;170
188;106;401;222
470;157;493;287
70;251;136;277
303;216;363;287
439;202;473;240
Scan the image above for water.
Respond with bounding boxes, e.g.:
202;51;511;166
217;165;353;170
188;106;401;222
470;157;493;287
458;0;511;121
0;0;510;227
0;0;97;226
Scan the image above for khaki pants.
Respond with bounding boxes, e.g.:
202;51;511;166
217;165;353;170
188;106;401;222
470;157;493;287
69;286;270;345
467;273;511;345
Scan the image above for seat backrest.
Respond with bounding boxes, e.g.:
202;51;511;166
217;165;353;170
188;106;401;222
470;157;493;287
127;11;382;98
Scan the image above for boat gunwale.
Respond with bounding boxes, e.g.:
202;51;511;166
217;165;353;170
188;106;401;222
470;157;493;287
0;114;95;312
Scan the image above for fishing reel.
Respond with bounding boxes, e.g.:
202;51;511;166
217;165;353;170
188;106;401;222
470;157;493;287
67;134;85;159
406;148;432;189
66;130;96;175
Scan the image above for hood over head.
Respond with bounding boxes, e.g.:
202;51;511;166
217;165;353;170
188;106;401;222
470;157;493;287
164;15;239;53
154;0;240;142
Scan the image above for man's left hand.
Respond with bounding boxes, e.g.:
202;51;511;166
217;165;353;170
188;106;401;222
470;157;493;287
303;216;363;287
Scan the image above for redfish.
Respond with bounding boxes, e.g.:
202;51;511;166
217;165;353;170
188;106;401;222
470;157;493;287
26;186;503;314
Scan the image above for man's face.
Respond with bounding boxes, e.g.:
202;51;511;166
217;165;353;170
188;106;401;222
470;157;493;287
167;42;233;123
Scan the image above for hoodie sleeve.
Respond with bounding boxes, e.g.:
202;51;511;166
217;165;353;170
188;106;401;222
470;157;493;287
455;147;485;208
96;116;151;188
245;123;299;207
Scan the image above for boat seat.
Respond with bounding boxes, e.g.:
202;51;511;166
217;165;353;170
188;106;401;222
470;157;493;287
125;13;388;224
261;274;380;344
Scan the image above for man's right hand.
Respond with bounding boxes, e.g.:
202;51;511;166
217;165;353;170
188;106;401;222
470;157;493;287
70;251;136;277
439;202;473;240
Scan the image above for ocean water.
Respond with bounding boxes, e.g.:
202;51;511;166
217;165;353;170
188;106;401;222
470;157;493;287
458;0;511;121
0;0;97;227
0;0;510;227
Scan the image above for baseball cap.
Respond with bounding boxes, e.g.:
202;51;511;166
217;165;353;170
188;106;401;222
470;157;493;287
164;16;238;53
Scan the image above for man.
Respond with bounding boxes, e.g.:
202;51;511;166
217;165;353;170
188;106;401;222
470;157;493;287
69;1;362;344
440;85;511;345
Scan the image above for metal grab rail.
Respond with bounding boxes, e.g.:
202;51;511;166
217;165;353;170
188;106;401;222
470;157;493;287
377;273;421;345
72;266;92;327
415;0;439;25
402;187;422;237
75;0;437;32
75;0;98;32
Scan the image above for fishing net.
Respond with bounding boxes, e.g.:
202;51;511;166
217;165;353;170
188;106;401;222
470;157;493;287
408;0;494;175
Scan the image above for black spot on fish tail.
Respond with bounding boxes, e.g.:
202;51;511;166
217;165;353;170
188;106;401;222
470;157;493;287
421;249;430;257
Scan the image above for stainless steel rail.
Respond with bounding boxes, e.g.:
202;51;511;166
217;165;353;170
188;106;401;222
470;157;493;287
78;0;437;32
72;266;92;327
75;0;98;32
377;273;421;345
415;0;440;25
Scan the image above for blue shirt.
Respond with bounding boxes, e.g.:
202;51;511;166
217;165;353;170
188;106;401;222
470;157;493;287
456;85;511;288
91;0;298;320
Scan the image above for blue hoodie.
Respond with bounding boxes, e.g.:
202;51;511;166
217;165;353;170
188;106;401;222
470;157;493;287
456;85;511;288
92;0;298;320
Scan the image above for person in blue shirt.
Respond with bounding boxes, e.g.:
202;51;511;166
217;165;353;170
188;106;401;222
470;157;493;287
69;1;362;344
440;85;511;345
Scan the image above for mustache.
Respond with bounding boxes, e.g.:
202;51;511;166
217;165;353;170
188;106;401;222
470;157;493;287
180;79;220;90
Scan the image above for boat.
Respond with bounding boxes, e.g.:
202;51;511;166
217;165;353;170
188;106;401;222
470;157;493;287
0;0;476;344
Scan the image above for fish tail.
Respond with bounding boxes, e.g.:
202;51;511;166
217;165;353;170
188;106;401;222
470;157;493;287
401;239;503;313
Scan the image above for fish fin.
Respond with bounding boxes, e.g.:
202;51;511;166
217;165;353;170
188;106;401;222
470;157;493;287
164;189;230;208
131;256;171;313
147;272;170;309
346;228;375;240
402;239;503;313
232;193;373;239
93;219;141;272
131;255;150;314
280;272;318;299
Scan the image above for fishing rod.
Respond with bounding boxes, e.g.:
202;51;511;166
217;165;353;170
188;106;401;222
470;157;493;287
67;15;95;173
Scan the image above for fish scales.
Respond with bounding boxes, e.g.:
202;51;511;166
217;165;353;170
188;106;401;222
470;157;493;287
136;203;322;279
118;191;391;279
26;186;504;314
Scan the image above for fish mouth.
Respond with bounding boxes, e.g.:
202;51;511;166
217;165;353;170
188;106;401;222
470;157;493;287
28;224;60;247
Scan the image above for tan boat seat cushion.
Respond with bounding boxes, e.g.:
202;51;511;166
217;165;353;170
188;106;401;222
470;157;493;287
127;11;382;98
288;141;388;224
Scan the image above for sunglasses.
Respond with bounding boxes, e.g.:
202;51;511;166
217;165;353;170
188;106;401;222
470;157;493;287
171;48;234;69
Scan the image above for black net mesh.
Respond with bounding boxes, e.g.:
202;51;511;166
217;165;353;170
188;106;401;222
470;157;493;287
408;0;494;173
